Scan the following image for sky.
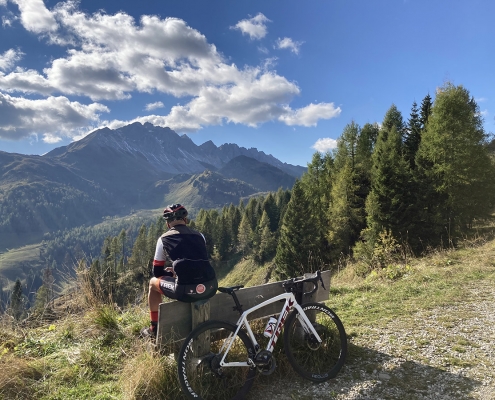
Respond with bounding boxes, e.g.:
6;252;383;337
0;0;494;167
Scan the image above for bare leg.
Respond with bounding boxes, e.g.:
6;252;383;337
149;277;163;313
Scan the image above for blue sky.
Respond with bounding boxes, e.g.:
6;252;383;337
0;0;494;167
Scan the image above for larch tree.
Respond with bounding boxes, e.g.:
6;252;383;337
415;83;495;243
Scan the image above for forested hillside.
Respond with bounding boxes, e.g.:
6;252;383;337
2;82;495;321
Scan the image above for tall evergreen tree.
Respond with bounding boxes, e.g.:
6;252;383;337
10;279;25;320
381;104;405;141
415;83;495;242
404;101;422;169
274;180;322;278
419;93;433;130
257;210;277;263
365;125;417;248
237;213;253;256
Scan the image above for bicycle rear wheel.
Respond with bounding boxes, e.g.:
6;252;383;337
283;302;347;382
178;320;257;400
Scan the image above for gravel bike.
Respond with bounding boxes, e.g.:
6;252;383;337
177;271;347;400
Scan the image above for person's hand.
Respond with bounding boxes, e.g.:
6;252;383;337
165;267;176;277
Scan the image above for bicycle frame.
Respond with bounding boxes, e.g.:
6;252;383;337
219;292;322;368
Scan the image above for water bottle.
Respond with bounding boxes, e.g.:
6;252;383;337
263;317;277;338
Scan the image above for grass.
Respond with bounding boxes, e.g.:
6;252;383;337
2;234;495;399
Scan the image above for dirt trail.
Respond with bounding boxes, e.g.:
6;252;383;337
249;281;495;399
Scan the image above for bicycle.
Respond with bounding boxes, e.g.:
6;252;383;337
177;270;347;400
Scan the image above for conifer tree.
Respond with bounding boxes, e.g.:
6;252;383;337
365;125;417;248
237;213;253;256
415;83;495;242
10;279;25;320
327;162;362;258
274;180;321;278
381;104;405;140
257;210;277;263
419;93;433;130
404;101;422;169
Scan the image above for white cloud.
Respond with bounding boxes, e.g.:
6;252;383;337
476;97;488;103
11;0;58;33
145;101;164;111
312;138;338;152
0;92;108;140
0;5;340;141
232;13;271;40
42;133;63;144
0;0;7;6
275;37;304;55
0;49;23;71
480;109;489;117
279;103;341;127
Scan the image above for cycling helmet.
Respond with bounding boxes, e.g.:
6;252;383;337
163;204;188;222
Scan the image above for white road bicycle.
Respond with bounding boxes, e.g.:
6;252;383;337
177;271;347;400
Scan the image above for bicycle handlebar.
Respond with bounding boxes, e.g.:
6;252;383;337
282;270;326;297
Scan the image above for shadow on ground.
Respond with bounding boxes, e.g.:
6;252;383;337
248;342;482;400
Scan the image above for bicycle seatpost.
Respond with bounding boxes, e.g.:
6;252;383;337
230;291;244;315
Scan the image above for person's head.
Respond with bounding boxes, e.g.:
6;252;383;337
163;204;188;227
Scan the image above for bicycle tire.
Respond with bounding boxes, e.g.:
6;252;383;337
177;320;257;400
283;302;347;382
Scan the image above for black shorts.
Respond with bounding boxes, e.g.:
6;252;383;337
158;277;218;303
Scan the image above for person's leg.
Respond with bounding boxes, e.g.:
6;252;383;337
141;277;177;339
148;277;163;326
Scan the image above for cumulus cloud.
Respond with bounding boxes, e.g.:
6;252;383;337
279;103;341;127
145;101;164;111
0;49;23;71
312;138;338;153
232;13;271;40
11;0;58;33
0;92;108;141
275;37;304;55
1;4;340;141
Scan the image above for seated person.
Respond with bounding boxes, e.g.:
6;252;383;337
141;204;217;338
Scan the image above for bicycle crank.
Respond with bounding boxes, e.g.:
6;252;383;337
253;350;277;375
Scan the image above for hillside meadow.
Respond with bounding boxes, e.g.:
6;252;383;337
1;226;495;399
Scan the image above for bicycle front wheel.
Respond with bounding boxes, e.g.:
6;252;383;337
177;320;257;400
283;302;347;382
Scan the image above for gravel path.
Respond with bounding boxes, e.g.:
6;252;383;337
248;282;495;399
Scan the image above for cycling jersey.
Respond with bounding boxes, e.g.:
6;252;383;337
153;224;217;302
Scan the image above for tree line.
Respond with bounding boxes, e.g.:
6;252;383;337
4;82;495;318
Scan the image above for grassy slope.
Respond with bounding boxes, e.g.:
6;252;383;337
0;244;44;284
1;236;495;399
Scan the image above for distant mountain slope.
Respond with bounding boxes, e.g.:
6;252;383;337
47;122;306;177
0;123;305;251
218;155;296;192
151;170;259;210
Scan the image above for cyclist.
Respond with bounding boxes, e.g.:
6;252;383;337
141;204;218;338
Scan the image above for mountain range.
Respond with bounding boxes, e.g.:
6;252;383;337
0;122;305;251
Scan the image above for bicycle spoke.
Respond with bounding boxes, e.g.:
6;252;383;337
178;320;256;400
284;303;347;382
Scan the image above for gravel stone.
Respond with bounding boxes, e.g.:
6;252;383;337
248;282;495;399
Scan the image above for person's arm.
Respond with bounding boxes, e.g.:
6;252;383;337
152;237;173;278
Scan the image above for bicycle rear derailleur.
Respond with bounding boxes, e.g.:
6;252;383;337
253;350;276;375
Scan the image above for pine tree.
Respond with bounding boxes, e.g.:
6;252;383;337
257;210;277;263
237;213;253;256
419;93;433;130
381;104;405;140
327;162;362;258
415;83;495;243
365;125;417;248
10;279;25;320
274;180;322;279
404;101;422;169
